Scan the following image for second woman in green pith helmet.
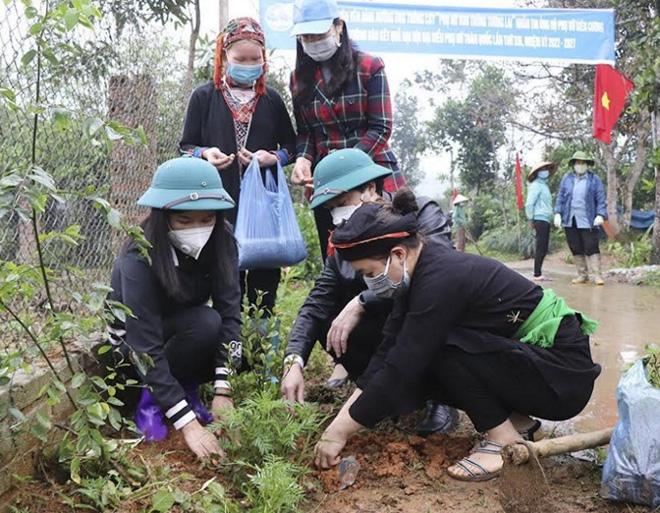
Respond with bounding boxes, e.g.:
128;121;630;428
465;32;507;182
281;148;458;437
554;151;607;286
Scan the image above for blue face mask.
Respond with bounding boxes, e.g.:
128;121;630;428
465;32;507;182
226;62;264;84
538;170;550;179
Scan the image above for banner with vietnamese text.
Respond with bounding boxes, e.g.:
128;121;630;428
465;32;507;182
260;1;615;64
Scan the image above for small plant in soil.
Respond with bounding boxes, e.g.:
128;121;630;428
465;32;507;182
207;302;324;512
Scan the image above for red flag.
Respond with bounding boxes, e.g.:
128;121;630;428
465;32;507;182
515;154;523;211
593;65;635;144
451;188;458;201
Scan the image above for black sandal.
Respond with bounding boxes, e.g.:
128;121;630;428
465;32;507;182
447;440;503;482
517;419;544;442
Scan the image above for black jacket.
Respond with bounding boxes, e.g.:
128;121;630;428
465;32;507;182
107;243;241;426
349;243;600;428
286;196;452;364
179;81;297;224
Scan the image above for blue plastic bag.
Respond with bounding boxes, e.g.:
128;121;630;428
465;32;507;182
234;158;307;270
601;360;660;508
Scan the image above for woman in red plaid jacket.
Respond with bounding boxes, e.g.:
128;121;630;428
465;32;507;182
288;0;405;257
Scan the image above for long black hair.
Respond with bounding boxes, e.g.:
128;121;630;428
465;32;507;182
124;209;237;302
292;18;361;105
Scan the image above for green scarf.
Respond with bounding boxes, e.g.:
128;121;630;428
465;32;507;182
514;288;598;348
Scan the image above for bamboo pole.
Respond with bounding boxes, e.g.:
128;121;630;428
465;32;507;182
503;428;614;466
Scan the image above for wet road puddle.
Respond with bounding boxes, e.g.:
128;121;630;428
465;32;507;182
509;261;660;434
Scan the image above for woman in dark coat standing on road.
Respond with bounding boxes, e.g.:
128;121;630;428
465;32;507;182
180;17;296;314
313;191;601;482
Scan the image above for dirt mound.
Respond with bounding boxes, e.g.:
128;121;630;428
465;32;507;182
319;429;474;491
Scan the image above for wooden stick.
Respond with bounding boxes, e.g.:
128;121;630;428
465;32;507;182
503;428;614;466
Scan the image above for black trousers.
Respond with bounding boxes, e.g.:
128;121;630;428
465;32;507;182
564;219;600;256
314;207;334;260
431;336;595;433
533;220;550;276
321;313;388;382
116;305;222;389
240;268;281;316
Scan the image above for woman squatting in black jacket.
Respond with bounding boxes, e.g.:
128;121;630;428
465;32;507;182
107;157;241;458
281;149;458;436
313;189;601;482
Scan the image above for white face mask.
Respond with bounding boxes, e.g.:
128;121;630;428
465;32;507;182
574;164;588;175
167;226;214;260
331;203;361;226
301;33;341;62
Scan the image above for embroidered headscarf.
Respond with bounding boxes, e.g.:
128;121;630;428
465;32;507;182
214;17;267;96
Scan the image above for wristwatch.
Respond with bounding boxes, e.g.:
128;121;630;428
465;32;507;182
357;292;367;309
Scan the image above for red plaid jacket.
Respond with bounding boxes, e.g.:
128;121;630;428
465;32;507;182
290;53;406;192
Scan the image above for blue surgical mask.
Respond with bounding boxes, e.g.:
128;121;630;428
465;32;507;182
363;255;410;299
226;62;264;84
538;170;550;179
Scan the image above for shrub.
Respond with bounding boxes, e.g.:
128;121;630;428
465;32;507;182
243;456;306;513
605;229;653;268
294;203;323;282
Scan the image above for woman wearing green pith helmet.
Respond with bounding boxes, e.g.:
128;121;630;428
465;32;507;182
554;151;607;285
313;192;601;482
107;156;241;458
282;148;458;437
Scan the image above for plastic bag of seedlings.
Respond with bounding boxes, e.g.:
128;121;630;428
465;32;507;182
601;358;660;508
235;158;307;270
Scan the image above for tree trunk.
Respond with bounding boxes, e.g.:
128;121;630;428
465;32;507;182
652;110;660;264
621;119;650;231
653;166;660;264
108;75;158;232
598;143;621;235
183;0;201;100
219;0;228;32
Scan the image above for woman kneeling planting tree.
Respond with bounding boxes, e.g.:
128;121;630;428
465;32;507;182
314;189;601;482
107;156;240;458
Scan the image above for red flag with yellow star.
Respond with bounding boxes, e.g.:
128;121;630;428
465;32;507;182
593;64;634;144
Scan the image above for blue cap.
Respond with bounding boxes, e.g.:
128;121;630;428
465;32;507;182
290;0;339;37
138;156;235;211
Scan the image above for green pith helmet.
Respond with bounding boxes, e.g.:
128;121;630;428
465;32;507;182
568;151;595;167
309;148;392;209
138;156;235;211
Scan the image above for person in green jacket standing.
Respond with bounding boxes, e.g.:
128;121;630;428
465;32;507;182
525;162;556;281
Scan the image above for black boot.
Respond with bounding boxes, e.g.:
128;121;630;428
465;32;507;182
416;401;459;437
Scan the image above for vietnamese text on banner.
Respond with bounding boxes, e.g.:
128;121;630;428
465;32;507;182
260;1;615;64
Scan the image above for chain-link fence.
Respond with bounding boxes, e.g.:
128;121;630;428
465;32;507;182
0;2;191;276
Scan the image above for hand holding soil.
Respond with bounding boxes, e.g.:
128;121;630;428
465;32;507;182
181;419;224;459
315;428;346;469
212;395;234;421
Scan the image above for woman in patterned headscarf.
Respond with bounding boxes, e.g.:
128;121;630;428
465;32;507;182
180;17;296;315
